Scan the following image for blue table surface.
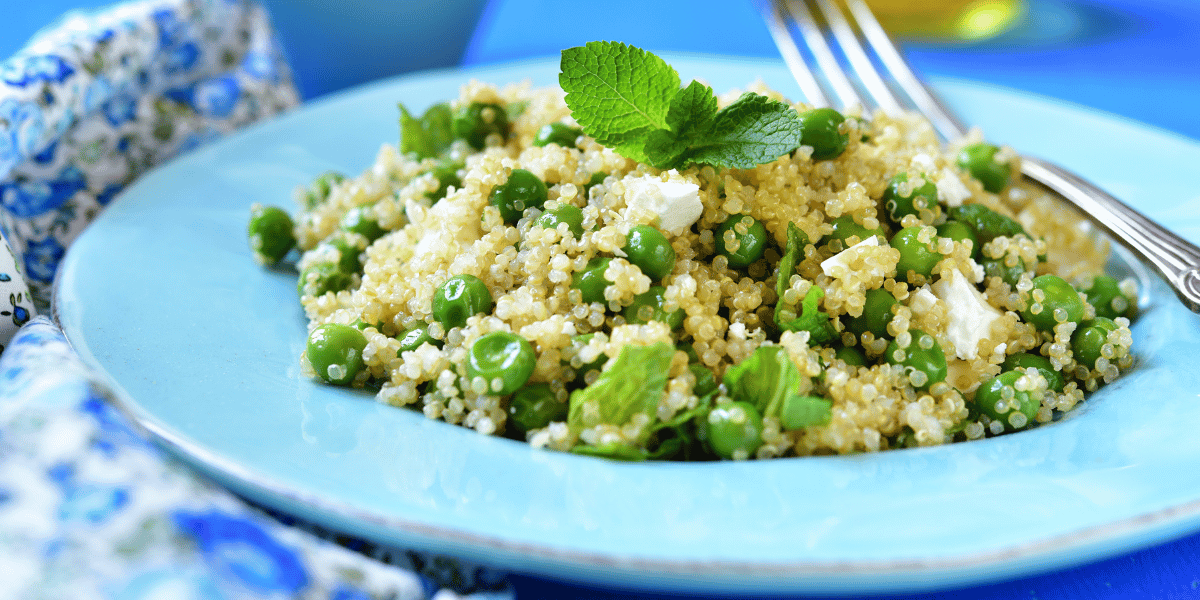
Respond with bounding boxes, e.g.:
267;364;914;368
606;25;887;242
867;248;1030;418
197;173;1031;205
6;1;1200;598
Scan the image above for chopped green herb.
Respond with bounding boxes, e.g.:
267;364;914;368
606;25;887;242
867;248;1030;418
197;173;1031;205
774;223;836;344
724;346;806;425
567;342;674;443
399;102;455;160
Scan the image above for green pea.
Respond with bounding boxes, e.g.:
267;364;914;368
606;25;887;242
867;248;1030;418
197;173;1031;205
352;319;380;331
835;345;867;367
468;331;536;395
703;401;764;459
397;324;443;355
1071;317;1119;369
304;171;345;209
891;227;943;280
936;220;977;257
886;329;947;390
825;215;885;248
948;204;1026;244
536;204;585;238
453;102;510;150
432;274;493;329
956;143;1010;193
307;323;367;385
489;168;548;224
715;214;768;268
1022;274;1086;332
883;172;938;223
319;237;361;275
1082;275;1136;321
533;123;582;148
846;288;897;338
623;286;684;329
689;363;718;397
248;205;295;264
571;257;612;304
975;370;1041;431
979;255;1028;287
623;225;675;280
508;383;568;434
341;205;387;242
298;262;352;297
584;171;608;196
798;107;848;161
1001;352;1064;393
426;158;463;203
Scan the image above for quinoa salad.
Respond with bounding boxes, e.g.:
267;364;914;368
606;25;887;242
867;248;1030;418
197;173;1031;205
247;44;1137;461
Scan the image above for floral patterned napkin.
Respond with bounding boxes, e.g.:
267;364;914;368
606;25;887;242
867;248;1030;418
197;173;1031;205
0;2;513;598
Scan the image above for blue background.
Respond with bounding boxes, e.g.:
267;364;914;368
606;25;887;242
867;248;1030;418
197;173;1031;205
6;0;1200;598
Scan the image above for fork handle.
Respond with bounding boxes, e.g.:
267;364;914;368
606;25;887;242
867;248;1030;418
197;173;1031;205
1022;156;1200;312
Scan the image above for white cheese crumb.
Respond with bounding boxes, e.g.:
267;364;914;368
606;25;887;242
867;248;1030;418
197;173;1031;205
820;236;880;277
909;286;939;317
969;257;985;283
411;198;480;262
936;167;972;207
931;268;1002;360
910;153;936;173
625;171;702;235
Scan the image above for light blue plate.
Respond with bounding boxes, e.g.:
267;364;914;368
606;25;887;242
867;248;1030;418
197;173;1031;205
55;55;1200;595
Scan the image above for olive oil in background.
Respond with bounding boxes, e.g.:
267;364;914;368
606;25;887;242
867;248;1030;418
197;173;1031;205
860;0;1025;41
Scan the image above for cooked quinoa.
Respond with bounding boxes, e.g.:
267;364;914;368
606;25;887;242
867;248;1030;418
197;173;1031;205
254;77;1136;460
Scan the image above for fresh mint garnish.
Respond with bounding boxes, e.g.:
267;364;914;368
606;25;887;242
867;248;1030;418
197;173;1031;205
560;41;803;170
560;41;679;163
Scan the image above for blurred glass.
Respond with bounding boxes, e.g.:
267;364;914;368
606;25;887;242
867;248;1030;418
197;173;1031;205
262;0;486;100
862;0;1026;41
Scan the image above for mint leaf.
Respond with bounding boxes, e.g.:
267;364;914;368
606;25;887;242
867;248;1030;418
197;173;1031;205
779;285;838;345
559;42;679;152
644;128;687;168
646;80;719;167
678;93;802;169
567;342;674;441
774;222;808;309
666;80;718;139
780;394;832;429
723;345;805;421
399;102;454;159
558;42;805;170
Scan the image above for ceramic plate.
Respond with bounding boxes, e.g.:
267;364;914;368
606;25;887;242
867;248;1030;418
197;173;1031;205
55;55;1200;595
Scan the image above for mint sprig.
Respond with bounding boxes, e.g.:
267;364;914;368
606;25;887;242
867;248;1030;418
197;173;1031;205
560;42;803;170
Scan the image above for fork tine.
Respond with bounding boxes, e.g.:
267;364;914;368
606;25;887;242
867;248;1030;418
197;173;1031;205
761;0;833;107
808;0;905;116
844;0;969;140
780;0;864;109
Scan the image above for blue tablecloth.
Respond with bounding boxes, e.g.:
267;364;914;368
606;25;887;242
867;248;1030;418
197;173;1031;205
2;1;1198;599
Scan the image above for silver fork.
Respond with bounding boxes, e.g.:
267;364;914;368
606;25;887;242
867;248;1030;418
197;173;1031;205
762;0;1200;313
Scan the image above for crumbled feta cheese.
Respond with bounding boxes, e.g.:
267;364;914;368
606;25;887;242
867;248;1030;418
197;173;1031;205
910;153;936;173
820;236;880;277
909;286;939;317
411;198;480;262
932;269;1002;360
936;167;972;207
625;171;702;235
969;258;985;283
